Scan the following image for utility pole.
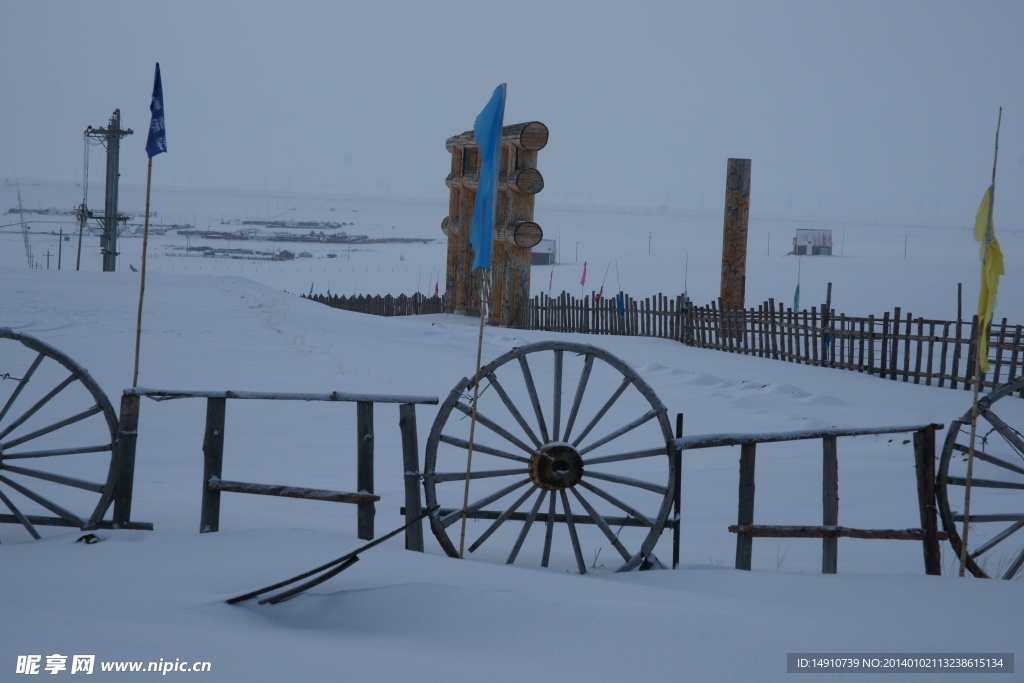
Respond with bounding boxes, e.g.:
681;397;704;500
85;110;133;272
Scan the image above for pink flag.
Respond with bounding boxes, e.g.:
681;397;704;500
580;261;587;287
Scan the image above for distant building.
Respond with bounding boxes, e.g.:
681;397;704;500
531;239;557;265
793;229;832;255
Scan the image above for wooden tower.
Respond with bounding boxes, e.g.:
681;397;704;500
442;121;547;326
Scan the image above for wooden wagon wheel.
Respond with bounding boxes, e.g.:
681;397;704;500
0;328;120;541
423;341;676;573
937;375;1024;579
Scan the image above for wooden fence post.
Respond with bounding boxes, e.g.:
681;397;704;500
112;393;140;528
200;397;227;533
822;435;839;574
357;401;375;540
736;443;756;570
399;403;424;552
913;425;942;575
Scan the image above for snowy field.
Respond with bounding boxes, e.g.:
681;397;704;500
1;180;1022;681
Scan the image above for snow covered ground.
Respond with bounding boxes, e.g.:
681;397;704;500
1;180;1021;681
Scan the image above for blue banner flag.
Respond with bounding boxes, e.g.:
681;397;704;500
146;63;166;157
469;84;506;271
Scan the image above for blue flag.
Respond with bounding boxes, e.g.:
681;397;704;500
146;63;166;157
470;84;506;271
617;292;625;319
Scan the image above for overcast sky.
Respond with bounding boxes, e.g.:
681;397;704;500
2;1;1022;224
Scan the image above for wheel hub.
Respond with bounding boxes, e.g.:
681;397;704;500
529;442;584;490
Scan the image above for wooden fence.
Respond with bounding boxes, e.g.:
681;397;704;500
305;292;446;317
307;291;1024;396
527;292;1024;395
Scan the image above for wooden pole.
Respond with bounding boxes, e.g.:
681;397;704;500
459;270;490;558
720;158;751;310
735;443;756;570
356;401;375;541
961;106;1002;577
132;157;154;388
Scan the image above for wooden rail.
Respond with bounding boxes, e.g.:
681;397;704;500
674;421;945;575
120;388;438;548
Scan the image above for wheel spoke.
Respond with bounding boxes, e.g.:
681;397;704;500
484;372;542;449
541;490;557;568
570;488;631;561
452;402;536;455
517;356;550;443
552;350;563;442
970;520;1024;559
585;446;668;466
578;480;656;527
952;513;1024;523
585;468;668;495
952;443;1024;477
0;474;85;528
507;489;548;564
0;487;41;539
1;464;105;493
438;434;530;464
439;478;531;528
0;375;77;441
571;377;631;447
0;352;44;424
0;443;114;460
2;405;103;450
430;467;528;484
560;490;587;574
980;410;1024;459
577;409;658;456
945;476;1024;491
1002;547;1024;580
562;354;595;443
468;485;538;553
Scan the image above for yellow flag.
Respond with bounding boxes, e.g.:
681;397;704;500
974;186;1003;373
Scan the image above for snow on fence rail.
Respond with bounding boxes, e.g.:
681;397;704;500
306;291;1024;395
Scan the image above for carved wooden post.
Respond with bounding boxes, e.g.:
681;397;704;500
720;158;751;311
443;122;547;324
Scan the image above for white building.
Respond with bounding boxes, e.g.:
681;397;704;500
793;229;832;255
531;239;557;265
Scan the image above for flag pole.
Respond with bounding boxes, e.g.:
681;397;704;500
960;106;1002;577
459;269;490;558
131;157;154;387
457;83;506;559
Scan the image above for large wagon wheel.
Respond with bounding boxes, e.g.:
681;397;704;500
937;375;1024;579
424;341;675;574
0;328;120;541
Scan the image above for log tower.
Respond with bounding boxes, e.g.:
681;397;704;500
442;121;547;326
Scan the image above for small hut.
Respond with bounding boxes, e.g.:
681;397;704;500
530;239;557;265
793;229;832;255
